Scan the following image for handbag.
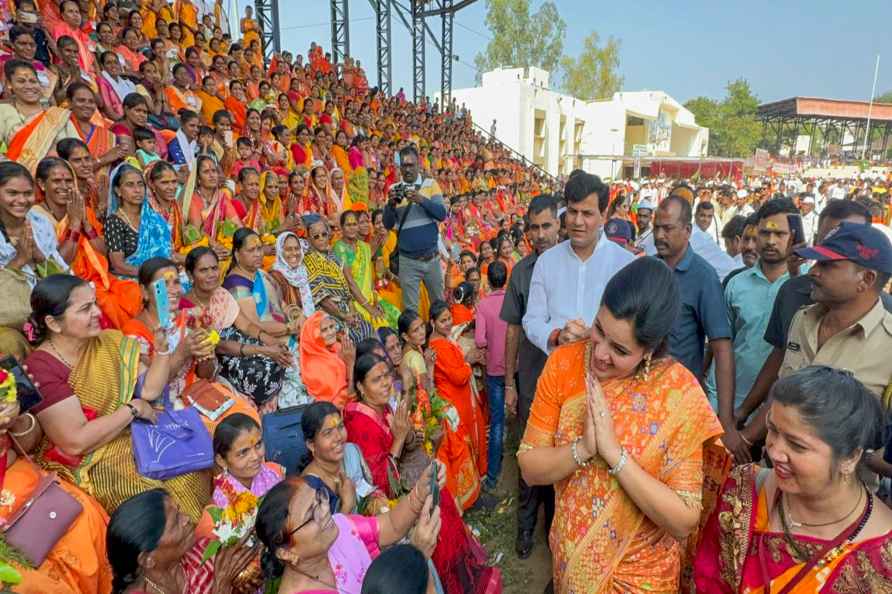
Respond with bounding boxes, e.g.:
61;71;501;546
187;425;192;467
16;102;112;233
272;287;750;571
261;405;308;476
3;436;83;567
388;201;413;277
131;389;214;480
0;267;32;328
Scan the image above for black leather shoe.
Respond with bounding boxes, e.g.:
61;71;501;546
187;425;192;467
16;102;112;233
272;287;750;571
515;529;534;559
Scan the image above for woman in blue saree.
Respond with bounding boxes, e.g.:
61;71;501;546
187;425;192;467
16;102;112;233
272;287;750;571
104;163;173;278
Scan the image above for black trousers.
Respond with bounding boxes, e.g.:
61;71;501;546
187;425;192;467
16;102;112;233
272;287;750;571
516;374;555;535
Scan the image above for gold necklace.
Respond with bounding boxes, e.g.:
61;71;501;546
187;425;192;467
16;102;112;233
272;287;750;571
783;487;863;529
117;208;139;232
47;339;74;368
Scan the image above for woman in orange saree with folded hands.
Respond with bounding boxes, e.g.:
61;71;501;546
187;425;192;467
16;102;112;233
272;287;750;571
517;257;724;594
33;157;141;330
693;366;892;593
427;300;489;481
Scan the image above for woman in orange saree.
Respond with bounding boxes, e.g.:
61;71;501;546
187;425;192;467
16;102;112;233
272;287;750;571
397;309;480;510
299;311;355;409
0;401;113;594
224;80;249;132
428;300;488;480
66;82;120;169
693;367;892;594
120;257;260;434
517;258;723;594
33;157;141;330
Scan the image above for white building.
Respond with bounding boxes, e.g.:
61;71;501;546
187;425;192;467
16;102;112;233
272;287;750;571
446;67;709;179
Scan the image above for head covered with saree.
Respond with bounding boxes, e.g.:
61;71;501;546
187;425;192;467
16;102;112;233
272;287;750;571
272;231;315;317
108;162;172;270
299;311;349;408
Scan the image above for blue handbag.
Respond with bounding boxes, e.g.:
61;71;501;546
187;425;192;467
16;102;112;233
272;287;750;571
131;387;214;480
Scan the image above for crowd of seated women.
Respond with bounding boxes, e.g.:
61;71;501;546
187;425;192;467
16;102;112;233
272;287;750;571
0;0;556;590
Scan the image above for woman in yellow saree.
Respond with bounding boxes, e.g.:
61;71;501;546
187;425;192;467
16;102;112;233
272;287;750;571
240;6;261;47
517;258;723;594
24;275;211;520
333;210;400;329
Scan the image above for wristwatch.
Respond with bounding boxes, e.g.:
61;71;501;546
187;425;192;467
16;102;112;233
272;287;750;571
125;403;139;418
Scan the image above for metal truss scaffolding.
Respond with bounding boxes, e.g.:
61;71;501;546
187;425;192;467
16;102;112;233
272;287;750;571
254;0;280;64
412;0;425;102
330;0;350;64
374;0;392;94
439;0;454;104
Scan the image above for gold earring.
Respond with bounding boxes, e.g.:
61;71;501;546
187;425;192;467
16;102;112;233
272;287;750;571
638;354;652;382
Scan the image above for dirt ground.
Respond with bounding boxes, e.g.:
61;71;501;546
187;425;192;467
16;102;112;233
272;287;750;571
464;426;553;594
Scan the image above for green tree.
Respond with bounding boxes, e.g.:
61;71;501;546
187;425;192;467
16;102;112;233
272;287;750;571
559;32;623;100
473;0;566;81
877;89;892;103
684;79;763;157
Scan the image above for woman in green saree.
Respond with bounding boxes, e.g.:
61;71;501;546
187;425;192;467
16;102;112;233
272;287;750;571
333;209;399;330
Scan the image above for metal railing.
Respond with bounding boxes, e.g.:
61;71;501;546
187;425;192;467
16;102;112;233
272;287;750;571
469;120;561;186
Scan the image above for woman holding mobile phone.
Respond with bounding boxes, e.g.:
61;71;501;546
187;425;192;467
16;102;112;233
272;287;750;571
25;274;213;519
345;354;502;594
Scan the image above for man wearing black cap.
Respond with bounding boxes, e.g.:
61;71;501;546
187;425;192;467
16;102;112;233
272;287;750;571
776;221;892;395
738;221;892;452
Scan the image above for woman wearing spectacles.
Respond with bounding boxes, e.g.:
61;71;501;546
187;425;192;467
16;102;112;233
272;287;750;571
303;215;374;344
256;462;442;594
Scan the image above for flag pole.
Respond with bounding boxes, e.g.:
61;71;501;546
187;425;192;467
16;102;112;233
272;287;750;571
862;54;880;160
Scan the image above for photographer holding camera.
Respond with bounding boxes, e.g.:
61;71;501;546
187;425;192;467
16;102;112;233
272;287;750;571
383;145;447;312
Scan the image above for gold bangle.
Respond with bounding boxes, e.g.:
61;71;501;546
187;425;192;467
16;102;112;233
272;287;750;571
10;413;36;437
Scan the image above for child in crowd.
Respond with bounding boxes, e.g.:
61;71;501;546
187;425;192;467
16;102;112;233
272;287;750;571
134;126;161;168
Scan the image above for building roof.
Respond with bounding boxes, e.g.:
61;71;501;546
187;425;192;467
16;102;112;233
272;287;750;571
757;97;892;122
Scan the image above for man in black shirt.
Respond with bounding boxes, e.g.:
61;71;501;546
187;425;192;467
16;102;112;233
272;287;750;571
500;194;560;559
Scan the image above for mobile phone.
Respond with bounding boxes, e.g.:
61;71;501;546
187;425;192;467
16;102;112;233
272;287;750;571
18;11;38;24
787;214;805;245
152;278;172;330
429;460;439;515
0;356;42;413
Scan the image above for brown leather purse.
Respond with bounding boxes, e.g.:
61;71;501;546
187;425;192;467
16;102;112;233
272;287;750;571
2;437;83;566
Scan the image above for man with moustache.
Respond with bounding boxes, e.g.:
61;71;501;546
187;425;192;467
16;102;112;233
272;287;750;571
500;194;560;559
737;200;892;445
706;199;797;426
652;193;740;461
523;172;635;356
723;214;764;289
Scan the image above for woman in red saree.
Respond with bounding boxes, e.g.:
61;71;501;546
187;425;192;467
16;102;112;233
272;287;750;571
428;300;489;480
693;366;892;594
344;354;502;594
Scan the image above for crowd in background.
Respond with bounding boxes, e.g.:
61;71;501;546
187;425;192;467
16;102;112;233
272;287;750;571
1;0;892;593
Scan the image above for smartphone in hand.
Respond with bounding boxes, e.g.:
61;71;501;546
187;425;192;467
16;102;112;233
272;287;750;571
429;460;440;515
152;278;172;330
0;356;42;413
787;214;805;245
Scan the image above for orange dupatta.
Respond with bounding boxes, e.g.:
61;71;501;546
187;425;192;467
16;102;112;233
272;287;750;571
6;107;71;173
298;312;350;408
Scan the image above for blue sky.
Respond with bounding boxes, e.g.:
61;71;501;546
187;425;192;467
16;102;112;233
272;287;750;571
246;0;891;104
